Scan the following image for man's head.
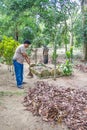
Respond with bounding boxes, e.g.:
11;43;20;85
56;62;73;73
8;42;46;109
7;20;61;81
24;40;31;48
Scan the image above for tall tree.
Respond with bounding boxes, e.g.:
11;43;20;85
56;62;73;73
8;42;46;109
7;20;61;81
81;0;87;60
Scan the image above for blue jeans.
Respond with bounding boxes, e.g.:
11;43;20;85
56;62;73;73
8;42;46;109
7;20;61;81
13;60;23;87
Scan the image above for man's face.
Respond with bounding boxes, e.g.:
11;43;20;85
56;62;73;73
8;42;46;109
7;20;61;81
24;43;29;48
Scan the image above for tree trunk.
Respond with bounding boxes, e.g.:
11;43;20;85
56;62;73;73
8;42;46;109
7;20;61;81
81;0;87;61
70;17;74;62
65;44;67;53
53;42;57;80
35;48;37;64
64;19;68;53
70;17;73;47
53;26;59;80
15;25;19;41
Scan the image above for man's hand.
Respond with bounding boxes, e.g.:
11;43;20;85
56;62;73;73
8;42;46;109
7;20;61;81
25;57;30;65
22;52;30;65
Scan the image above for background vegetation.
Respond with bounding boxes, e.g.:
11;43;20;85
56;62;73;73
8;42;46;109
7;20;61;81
0;0;87;63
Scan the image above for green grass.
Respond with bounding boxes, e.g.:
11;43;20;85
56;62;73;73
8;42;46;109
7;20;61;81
0;91;25;97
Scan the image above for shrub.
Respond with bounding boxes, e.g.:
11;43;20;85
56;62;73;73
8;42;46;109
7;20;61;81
0;36;19;65
60;60;73;76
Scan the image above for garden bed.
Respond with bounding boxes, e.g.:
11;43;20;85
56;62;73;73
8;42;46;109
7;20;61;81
30;63;63;78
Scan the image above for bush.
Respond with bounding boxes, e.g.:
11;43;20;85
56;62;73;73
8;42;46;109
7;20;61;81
60;60;73;76
0;36;19;65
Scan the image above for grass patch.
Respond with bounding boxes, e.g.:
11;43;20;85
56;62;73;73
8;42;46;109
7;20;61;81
0;91;25;97
0;101;2;105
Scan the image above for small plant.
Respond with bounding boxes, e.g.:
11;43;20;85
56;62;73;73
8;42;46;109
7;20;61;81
70;46;73;60
60;60;73;76
66;46;73;62
66;51;71;59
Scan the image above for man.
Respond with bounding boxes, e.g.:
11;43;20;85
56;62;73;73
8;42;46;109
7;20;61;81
43;45;49;64
13;40;31;89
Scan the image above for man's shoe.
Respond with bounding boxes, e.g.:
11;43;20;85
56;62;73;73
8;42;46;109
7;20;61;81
17;85;24;89
23;82;27;84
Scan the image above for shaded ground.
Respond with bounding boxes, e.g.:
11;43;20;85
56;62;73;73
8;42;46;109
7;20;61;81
0;48;87;130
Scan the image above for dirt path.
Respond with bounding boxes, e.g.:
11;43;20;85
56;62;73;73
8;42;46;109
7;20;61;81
0;95;69;130
0;62;87;130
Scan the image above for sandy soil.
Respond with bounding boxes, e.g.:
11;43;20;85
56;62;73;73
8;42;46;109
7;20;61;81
0;49;87;130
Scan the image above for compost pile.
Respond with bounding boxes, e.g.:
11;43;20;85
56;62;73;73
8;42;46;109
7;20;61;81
30;64;61;78
23;81;87;130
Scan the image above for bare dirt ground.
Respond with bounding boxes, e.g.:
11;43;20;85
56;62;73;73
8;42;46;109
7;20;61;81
0;48;87;130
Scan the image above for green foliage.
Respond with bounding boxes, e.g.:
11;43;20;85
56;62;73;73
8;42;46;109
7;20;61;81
0;36;19;64
0;57;5;63
26;45;33;56
60;60;73;76
73;14;83;47
0;42;4;56
61;25;69;46
66;51;71;59
70;46;73;53
52;51;58;63
66;46;73;61
0;0;83;58
70;46;73;59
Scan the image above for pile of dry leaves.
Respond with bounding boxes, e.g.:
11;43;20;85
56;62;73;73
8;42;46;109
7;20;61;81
23;81;87;130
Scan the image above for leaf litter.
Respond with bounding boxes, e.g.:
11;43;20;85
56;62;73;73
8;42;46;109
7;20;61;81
23;81;87;130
